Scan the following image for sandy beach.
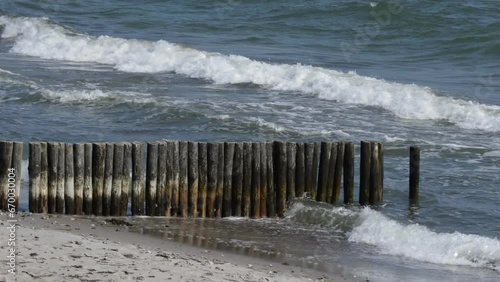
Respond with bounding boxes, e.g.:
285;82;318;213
0;212;355;282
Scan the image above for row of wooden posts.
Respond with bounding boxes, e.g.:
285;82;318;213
0;140;421;217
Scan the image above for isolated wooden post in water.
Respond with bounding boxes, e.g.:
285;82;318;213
286;142;296;201
103;143;114;216
83;143;93;215
295;143;305;198
198;142;208;218
146;142;158;216
0;141;13;211
231;142;243;217
317;142;331;203
188;141;199;217
343;142;355;205
170;141;180;217
215;142;224;218
92;143;106;216
274;141;287;217
251;142;261;218
56;143;65;214
111;143;124;216
39;142;48;213
242;142;252;217
206;143;218;218
156;141;167;216
131;142;145;215
266;142;275;217
326;142;337;204
179;141;189;217
12;142;23;211
259;142;268;217
47;143;58;214
359;141;371;206
369;142;380;205
223;142;235;217
29;142;41;213
409;146;420;203
378;143;384;203
73;143;85;215
333;142;345;204
121;143;131;216
65;143;75;214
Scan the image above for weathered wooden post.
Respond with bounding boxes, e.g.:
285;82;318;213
232;142;243;217
242;142;252;217
326;142;337;204
179;141;189;217
295;143;305;198
286;142;296;201
359;141;371;205
410;146;420;203
56;143;65;213
274;141;287;217
343;142;354;205
0;141;13;211
29;142;40;213
223;142;235;217
92;143;106;216
111;143;124;216
198;142;208;218
259;142;268;217
132;142;146;215
317;142;331;203
146;142;158;216
170;141;180;217
188;141;199;217
39;142;48;213
369;142;380;205
65;143;75;214
102;143;114;216
47;142;58;214
333;142;345;204
12;142;23;211
214;143;224;217
304;143;314;198
251;142;261;218
73;143;85;215
156;141;167;216
83;143;93;215
121;143;131;216
266;142;275;217
378;143;384;203
206;143;218;218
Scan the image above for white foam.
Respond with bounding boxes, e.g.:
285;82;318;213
2;15;500;132
40;88;155;104
349;208;500;271
483;151;500;158
249;117;287;132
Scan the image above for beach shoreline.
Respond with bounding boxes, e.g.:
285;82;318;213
0;212;357;282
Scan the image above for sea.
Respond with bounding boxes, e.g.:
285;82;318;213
0;1;499;281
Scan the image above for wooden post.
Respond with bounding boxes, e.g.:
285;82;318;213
157;141;167;216
65;143;74;215
326;142;337;204
333;142;345;204
304;143;314;198
103;143;114;216
83;143;93;215
242;142;252;217
146;142;158;216
206;143;218;218
0;141;13;211
92;143;105;216
286;142;296;201
410;146;420;203
131;142;145;216
188;141;199;217
266;142;275;217
111;143;124;216
56;143;65;214
223;142;235;217
198;142;208;218
274;141;287;217
311;142;320;200
162;141;172;217
12;142;23;211
317;142;331;203
215;142;224;218
231;142;243;217
251;142;261;218
179;141;189;217
259;142;267;217
369;142;380;205
47;142;58;214
73;143;85;215
29;142;40;213
343;142;354;205
39;142;48;213
121;143;131;216
295;143;305;198
378;143;384;203
359;141;371;206
170;141;180;217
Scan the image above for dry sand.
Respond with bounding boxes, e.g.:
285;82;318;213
0;212;356;282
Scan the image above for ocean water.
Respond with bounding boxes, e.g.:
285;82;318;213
0;1;499;281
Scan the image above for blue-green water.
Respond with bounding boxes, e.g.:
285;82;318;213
1;1;499;281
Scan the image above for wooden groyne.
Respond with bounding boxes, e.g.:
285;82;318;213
0;140;409;217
